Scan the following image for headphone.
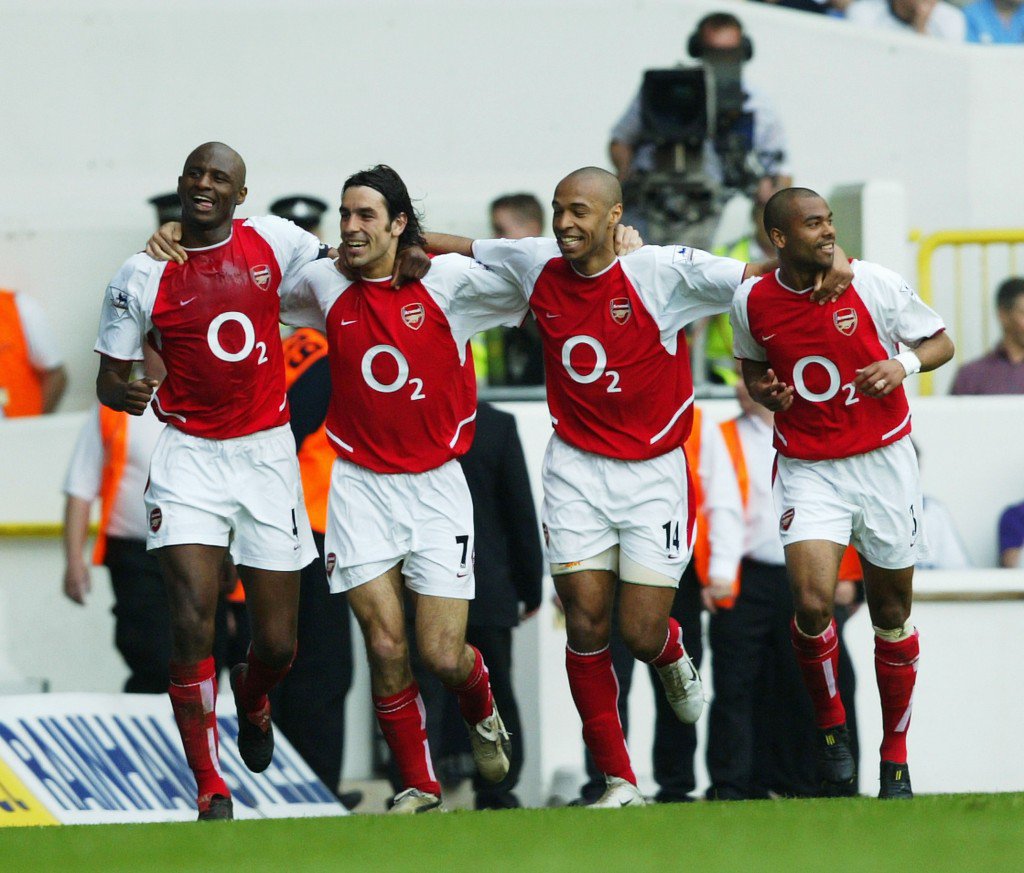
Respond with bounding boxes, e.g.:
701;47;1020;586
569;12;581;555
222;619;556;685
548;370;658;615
686;13;753;61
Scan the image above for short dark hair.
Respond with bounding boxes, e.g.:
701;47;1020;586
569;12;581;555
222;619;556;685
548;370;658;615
342;165;425;249
490;193;543;227
696;11;744;36
996;277;1024;311
763;187;822;238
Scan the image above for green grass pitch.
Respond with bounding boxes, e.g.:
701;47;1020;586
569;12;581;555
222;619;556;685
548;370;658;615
5;793;1023;872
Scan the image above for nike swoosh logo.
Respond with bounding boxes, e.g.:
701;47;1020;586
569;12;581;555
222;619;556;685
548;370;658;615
341;319;357;326
180;297;197;306
761;334;776;341
545;312;561;319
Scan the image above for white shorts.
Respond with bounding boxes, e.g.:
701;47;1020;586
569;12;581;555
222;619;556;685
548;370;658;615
145;424;317;572
774;436;929;570
323;457;475;598
541;434;695;587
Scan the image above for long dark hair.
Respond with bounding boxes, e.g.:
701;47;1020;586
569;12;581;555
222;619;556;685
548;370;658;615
342;164;425;248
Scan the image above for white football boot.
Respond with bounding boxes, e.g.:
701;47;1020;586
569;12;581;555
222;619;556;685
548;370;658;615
589;776;647;808
656;651;705;724
467;705;511;783
388;787;444;814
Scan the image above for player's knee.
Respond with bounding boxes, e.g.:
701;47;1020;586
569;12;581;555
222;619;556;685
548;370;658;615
792;589;834;635
254;636;296;671
564;606;611;651
365;629;408;671
619;616;665;661
421;647;464;685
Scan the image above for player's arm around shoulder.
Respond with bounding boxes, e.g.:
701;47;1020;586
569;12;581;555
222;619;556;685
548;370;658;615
280;257;346;331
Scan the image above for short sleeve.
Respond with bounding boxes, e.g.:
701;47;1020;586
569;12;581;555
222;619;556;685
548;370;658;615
620;245;746;335
279;259;331;331
63;406;104;501
424;254;530;347
730;278;767;362
852;261;946;349
470;237;559;293
15;294;63;369
94;257;156;362
247;215;324;283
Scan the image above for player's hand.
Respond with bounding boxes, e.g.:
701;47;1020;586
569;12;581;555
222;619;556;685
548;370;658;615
700;578;735;614
854;358;906;398
63;562;91;605
122;378;159;415
392;245;431;288
749;368;794;412
810;244;853;304
146;222;187;264
613;224;643;256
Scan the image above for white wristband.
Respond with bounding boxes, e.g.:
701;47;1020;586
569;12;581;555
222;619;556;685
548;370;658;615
893;350;922;377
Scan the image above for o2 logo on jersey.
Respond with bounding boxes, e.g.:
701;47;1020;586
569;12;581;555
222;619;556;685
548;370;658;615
833;308;858;336
609;298;632;325
207;312;269;365
791;354;859;407
401;303;425;330
250;265;272;291
361;344;426;401
562;335;622;394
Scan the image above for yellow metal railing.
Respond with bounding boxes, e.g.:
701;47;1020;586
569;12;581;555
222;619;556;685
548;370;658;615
0;524;97;538
912;228;1024;395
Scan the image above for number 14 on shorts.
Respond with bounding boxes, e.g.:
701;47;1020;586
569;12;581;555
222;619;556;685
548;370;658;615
662;520;680;559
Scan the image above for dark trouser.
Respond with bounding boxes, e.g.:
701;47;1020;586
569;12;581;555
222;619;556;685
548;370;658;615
104;537;172;694
582;564;704;802
707;558;859;799
268;531;353;795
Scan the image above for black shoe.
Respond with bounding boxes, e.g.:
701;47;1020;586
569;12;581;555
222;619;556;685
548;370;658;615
878;761;913;799
475;791;522;810
230;664;274;773
197;794;233;821
337;790;363;811
816;724;857;797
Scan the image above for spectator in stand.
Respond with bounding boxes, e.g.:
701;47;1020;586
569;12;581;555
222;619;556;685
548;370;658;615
951;278;1024;395
846;0;966;40
149;193;183;227
0;287;67;418
964;0;1024;43
270;196;329;238
912;441;972;570
998;500;1024;568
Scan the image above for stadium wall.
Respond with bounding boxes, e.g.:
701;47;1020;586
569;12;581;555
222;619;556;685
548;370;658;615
0;0;1020;411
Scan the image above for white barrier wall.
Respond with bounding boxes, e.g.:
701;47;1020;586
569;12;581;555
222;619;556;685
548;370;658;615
0;0;1021;410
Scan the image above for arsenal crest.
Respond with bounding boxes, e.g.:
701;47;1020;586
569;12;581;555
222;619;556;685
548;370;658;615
251;264;272;291
326;553;337;574
833;308;858;336
402;303;425;330
610;297;632;325
779;507;795;532
149;507;163;533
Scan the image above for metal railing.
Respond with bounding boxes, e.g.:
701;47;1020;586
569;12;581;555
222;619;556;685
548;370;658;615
912;228;1024;395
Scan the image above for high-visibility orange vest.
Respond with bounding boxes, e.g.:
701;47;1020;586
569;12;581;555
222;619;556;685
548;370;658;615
686;407;744;606
838;544;862;582
91;406;131;564
0;289;44;417
282;328;334;534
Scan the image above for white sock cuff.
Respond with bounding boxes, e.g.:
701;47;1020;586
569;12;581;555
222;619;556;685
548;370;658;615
873;619;914;642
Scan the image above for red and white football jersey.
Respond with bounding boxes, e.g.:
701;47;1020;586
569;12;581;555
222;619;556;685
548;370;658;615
471;238;746;460
731;260;947;461
95;216;322;439
281;254;527;474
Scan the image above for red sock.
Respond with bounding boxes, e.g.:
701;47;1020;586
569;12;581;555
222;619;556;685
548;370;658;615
374;683;441;796
649;617;685;668
565;646;636;785
445;645;494;725
236;645;295;722
168;658;229;805
875;629;919;764
790;618;847;729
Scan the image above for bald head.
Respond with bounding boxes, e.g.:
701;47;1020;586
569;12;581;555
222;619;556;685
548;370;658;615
762;187;822;240
183;142;246;188
557;167;622;210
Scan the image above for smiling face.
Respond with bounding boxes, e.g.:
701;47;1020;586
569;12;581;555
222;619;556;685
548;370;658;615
339;185;406;279
551;171;623;272
176;143;247;238
771;194;836;273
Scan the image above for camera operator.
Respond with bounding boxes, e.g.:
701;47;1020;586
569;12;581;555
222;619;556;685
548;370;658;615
608;12;792;247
